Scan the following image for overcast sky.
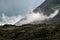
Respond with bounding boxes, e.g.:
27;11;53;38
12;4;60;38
0;0;45;25
0;0;45;16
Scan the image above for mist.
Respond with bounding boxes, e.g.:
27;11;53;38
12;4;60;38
0;13;22;25
15;9;59;26
0;0;45;25
0;9;59;25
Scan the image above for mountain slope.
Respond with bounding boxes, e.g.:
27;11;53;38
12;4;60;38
33;0;60;23
15;0;60;26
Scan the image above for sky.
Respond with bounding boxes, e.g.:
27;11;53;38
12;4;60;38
0;0;45;25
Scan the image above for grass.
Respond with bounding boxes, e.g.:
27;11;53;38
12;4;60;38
0;23;60;40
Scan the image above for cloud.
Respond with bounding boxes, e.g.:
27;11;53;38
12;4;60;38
0;9;59;25
0;13;22;25
15;9;59;26
0;0;45;16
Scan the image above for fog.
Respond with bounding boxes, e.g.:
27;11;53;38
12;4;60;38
0;0;45;25
15;9;59;26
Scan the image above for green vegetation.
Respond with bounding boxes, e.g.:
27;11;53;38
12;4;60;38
0;23;60;40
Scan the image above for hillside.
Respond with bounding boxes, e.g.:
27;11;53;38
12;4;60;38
0;23;60;40
33;0;60;23
16;0;60;26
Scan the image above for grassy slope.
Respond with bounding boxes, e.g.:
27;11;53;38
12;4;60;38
0;23;60;40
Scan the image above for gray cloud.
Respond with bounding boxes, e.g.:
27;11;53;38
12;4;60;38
0;0;45;16
0;0;45;25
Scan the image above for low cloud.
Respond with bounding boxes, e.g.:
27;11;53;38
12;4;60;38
0;13;22;25
0;9;59;25
15;9;59;26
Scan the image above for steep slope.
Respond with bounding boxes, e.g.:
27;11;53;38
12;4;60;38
34;0;60;15
15;0;60;26
33;0;60;23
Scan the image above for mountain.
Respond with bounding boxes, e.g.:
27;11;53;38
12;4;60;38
33;0;60;23
15;0;60;26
